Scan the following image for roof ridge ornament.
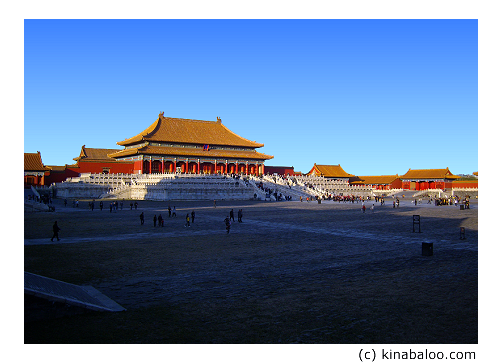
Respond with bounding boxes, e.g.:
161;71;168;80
216;116;221;123
159;111;164;119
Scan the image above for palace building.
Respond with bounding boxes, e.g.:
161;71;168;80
108;112;273;175
307;164;354;182
349;175;403;190
43;146;135;185
24;151;49;187
399;168;461;190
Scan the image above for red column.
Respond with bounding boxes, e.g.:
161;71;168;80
198;160;200;174
245;162;248;175
174;159;177;172
161;158;164;173
225;161;228;174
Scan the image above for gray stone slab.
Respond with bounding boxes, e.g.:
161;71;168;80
24;272;125;312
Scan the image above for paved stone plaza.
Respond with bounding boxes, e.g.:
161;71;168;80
24;197;478;343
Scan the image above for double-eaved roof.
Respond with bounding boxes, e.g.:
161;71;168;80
116;113;265;148
110;113;273;161
400;168;460;180
307;164;353;178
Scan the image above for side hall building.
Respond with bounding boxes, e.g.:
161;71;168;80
109;112;273;175
307;164;354;182
399;168;461;190
44;146;135;185
349;175;403;190
24;152;49;187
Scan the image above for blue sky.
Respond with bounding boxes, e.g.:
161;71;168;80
24;19;478;176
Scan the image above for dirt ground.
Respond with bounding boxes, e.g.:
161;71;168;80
24;197;478;344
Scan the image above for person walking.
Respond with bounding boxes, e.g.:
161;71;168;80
158;214;163;227
51;221;61;242
185;213;191;227
237;209;243;222
224;216;231;234
172;206;176;217
153;214;157;227
191;210;195;223
168;205;172;217
230;209;235;222
140;212;144;225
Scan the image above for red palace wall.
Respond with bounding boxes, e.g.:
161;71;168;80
45;161;135;185
77;161;134;174
45;169;80;185
452;180;478;189
391;179;402;189
133;160;143;173
265;166;295;176
401;180;473;190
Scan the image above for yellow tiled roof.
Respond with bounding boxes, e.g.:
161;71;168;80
117;113;265;148
73;145;121;162
24;152;48;171
307;164;353;178
400;168;460;180
108;145;274;161
355;175;400;185
46;165;67;172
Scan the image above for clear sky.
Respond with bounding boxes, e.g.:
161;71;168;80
24;19;478;176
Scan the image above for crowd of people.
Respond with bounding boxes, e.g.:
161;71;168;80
44;189;474;241
431;196;471;208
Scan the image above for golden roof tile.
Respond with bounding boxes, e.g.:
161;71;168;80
46;165;67;172
354;175;400;185
24;152;48;171
400;168;460;180
73;145;121;162
117;113;265;148
307;164;353;178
